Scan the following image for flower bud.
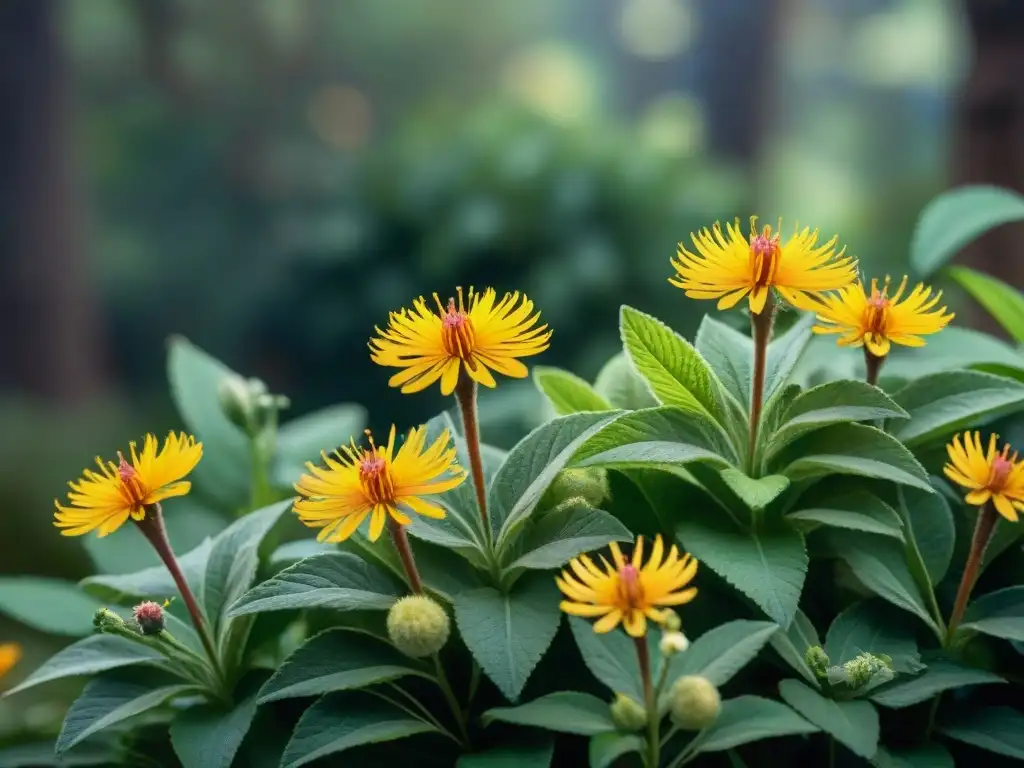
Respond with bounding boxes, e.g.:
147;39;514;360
663;610;681;632
669;676;721;731
609;693;647;732
659;631;689;657
133;601;166;636
805;645;830;679
843;652;893;691
541;468;610;510
93;607;129;633
387;595;450;658
218;374;254;431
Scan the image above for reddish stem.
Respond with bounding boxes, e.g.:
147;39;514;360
864;348;886;387
946;503;998;646
388;516;424;594
747;294;776;473
454;374;488;532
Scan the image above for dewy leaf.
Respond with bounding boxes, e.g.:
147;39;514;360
271;404;367;488
483;692;617;736
620;305;719;421
897;485;955;587
453;573;561;702
227;552;403;618
170;673;266;768
533;367;613;415
909;185;1024;276
948;265;1024;342
718;469;790;512
505;503;632;572
56;671;197;754
666;620;779;691
687;695;818;756
570;407;736;471
258;628;426;703
80;538;214;605
279;691;438;768
870;661;1003;709
490;411;620;548
567;616;644;703
939;705;1024;759
768;380;909;457
593;351;659;410
787;491;903;540
458;739;554;768
824;599;923;674
889;370;1024;448
962;586;1024;642
773;423;932;492
769;609;821;687
778;679;879;759
0;577;105;637
588;733;643;768
4;635;170;697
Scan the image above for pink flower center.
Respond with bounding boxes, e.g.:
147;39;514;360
359;454;394;505
989;455;1013;491
618;563;645;609
749;231;781;286
441;298;476;360
117;453;146;506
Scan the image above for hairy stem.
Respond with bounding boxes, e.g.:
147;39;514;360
635;636;659;768
454;374;488;532
747;294;776;474
945;503;998;646
387;515;424;594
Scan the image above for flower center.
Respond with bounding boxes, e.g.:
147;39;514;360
749;228;781;287
989;453;1013;492
441;297;477;361
117;453;146;507
618;564;645;610
864;291;890;336
359;453;394;505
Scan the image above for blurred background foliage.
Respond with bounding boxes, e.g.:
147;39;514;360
3;0;1022;731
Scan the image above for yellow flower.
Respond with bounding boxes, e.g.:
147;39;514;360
54;433;203;538
557;535;698;638
294;425;467;543
810;275;953;357
944;432;1024;522
369;287;552;395
669;216;858;314
0;643;20;681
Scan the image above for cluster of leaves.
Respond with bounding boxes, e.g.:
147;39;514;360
2;187;1024;767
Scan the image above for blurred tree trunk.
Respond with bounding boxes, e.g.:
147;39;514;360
953;0;1024;332
0;0;105;401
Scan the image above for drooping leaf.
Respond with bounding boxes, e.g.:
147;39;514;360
824;599;923;674
170;673;266;768
787;491;903;540
505;503;632;571
457;739;554;768
962;586;1024;642
686;695;818;756
889;370;1024;448
227;552;403;618
533;367;613;415
271;404;367;488
769;609;821;687
0;578;105;637
588;733;643;768
567;617;645;703
592;351;659;410
779;679;879;759
667;620;779;692
718;469;790;512
871;661;1003;709
279;691;438;768
258;628;426;703
948;265;1024;343
939;705;1024;759
80;538;213;605
897;485;955;588
454;573;561;702
483;692;616;736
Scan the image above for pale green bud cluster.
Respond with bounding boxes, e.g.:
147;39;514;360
609;693;647;732
659;631;689;657
540;468;610;510
669;675;721;731
842;652;894;690
805;645;830;679
387;595;451;658
218;373;290;438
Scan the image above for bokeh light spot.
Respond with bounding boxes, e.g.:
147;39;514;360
619;0;695;61
307;85;373;151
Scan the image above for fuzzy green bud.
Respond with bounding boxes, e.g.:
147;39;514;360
805;645;830;679
659;631;689;657
93;607;128;632
387;595;450;658
843;652;893;690
541;468;610;509
218;374;254;431
669;675;721;731
663;610;681;632
609;693;647;732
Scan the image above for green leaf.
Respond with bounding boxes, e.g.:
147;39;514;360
454;573;561;702
588;733;642;768
889;370;1024;448
227;552;403;618
778;679;879;759
823;532;938;634
694;315;755;411
506;503;632;571
534;367;613;415
593;351;659;410
769;609;821;686
897;485;955;586
668;620;779;690
773;423;932;492
258;628;425;703
56;671;197;754
620;305;719;421
80;538;214;605
170;674;265;768
0;740;120;767
718;469;790;511
909;185;1024;276
484;692;616;736
872;744;954;768
167;336;250;509
4;635;169;697
871;661;1003;708
490;412;620;548
0;578;105;637
279;691;438;768
939;706;1024;759
764;313;816;403
570;407;735;470
948;266;1024;342
458;740;554;768
962;586;1024;641
787;491;903;540
271;404;367;488
687;695;818;756
768;381;908;457
567;617;645;703
824;599;923;674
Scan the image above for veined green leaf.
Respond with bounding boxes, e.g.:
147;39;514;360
824;599;923;675
663;620;778;704
961;586;1024;642
897;485;955;588
170;672;266;768
505;503;632;571
870;661;1003;709
769;609;821;687
593;351;659;410
694;315;754;411
939;706;1024;759
533;367;613;415
0;578;105;637
483;692;616;736
718;469;790;512
686;695;818;756
948;265;1024;343
787;490;903;540
779;679;879;759
80;538;213;606
567;616;646;703
588;733;643;768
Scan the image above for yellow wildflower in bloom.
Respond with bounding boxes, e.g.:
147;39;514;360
294;425;467;543
369;287;552;395
557;535;698;637
54;433;203;538
944;432;1024;522
669;216;858;314
809;275;953;357
0;643;20;680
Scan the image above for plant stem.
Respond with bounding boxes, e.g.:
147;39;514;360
945;503;998;646
454;374;488;532
864;348;886;387
134;505;223;685
747;294;775;474
828;734;835;768
387;516;424;594
433;653;471;746
925;693;941;739
635;636;659;768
